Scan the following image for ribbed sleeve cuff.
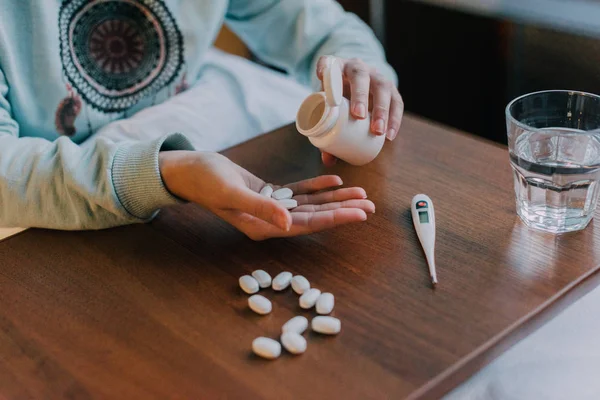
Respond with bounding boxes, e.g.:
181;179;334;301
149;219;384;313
111;133;194;219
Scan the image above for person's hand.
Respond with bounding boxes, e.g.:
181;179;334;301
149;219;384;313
316;56;404;166
159;151;375;240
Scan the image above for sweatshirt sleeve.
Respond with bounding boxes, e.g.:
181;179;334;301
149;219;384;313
225;0;398;90
0;68;194;230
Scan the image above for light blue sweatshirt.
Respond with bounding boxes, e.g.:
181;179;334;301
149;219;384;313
0;0;396;230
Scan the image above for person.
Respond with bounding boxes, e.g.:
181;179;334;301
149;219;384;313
0;0;403;240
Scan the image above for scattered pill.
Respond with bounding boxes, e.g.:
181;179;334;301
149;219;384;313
277;199;298;210
272;188;293;200
252;269;272;288
259;185;274;198
281;332;307;355
316;293;335;315
299;288;321;309
312;316;341;335
252;337;281;359
272;271;293;291
291;275;310;294
239;275;259;294
282;316;309;334
248;294;272;315
241;272;340;360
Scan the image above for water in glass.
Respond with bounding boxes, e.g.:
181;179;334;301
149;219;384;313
510;127;600;233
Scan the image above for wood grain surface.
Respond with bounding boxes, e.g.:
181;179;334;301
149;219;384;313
1;115;599;399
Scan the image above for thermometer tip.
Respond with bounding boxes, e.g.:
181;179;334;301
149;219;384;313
431;277;438;289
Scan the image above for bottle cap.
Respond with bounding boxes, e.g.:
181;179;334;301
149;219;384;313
323;57;344;107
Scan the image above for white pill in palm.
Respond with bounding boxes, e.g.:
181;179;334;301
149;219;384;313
299;288;321;309
251;269;272;288
291;275;310;294
248;294;272;315
281;332;307;355
282;316;308;334
259;185;274;198
239;275;259;294
312;316;341;335
252;337;281;359
272;271;293;291
316;292;335;314
277;199;297;209
272;188;293;200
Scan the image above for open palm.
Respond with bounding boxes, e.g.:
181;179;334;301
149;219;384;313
160;151;374;240
218;162;374;240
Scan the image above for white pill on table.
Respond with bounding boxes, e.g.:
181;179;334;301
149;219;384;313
239;275;259;294
251;269;272;288
312;316;341;335
291;275;310;294
272;187;293;200
272;271;293;291
252;337;281;359
281;332;307;355
316;292;335;314
259;185;274;198
248;294;272;315
277;199;297;210
299;288;321;309
282;316;308;334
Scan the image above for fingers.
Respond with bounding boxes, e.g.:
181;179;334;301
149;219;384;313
370;72;393;136
229;188;292;231
293;199;375;213
321;152;337;167
387;91;404;141
315;55;332;81
344;58;370;119
284;175;343;194
219;207;370;241
215;210;272;242
294;187;367;206
289;209;368;234
318;55;401;139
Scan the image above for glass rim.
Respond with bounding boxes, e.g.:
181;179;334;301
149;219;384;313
505;89;600;133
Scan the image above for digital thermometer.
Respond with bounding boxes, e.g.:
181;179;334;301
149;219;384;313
411;194;438;288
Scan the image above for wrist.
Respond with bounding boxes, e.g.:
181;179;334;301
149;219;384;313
111;134;194;219
158;150;189;199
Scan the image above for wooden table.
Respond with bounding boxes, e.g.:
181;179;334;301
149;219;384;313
1;115;599;399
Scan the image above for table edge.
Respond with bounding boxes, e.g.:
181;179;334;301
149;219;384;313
408;261;600;399
0;228;28;243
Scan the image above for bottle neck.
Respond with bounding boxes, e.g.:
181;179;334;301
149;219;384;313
296;93;340;138
310;106;339;138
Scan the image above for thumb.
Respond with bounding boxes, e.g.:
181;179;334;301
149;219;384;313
316;55;336;81
230;188;292;231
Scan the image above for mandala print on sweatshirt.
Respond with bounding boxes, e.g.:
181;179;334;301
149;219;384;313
55;0;185;136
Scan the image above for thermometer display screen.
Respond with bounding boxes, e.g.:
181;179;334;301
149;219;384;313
418;211;429;223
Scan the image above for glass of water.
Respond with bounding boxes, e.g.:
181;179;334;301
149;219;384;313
507;90;600;233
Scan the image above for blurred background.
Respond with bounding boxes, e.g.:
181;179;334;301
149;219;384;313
217;0;600;145
351;0;600;144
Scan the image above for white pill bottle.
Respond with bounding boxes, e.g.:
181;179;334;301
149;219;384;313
295;58;385;166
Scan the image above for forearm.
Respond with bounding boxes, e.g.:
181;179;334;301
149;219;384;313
0;132;193;230
0;53;197;230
